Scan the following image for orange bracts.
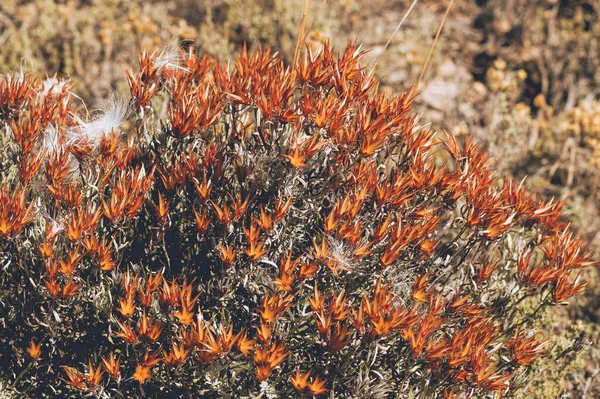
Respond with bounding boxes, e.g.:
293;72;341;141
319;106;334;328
243;223;269;261
218;242;236;265
477;262;498;284
290;369;329;396
102;166;153;223
132;364;152;384
62;360;104;390
506;329;547;366
133;351;161;384
27;339;41;361
309;287;354;352
554;272;587;304
114;320;138;344
237;330;256;357
272;252;299;292
285;134;328;168
138;312;163;342
259;293;294;323
192;207;211;233
0;186;37;237
66;207;101;241
193;171;212;200
357;279;421;340
290;368;312;391
152;191;170;224
117;293;136;318
412;273;431;303
163;341;190;367
101;352;121;380
253;205;274;231
61;278;83;298
253;341;289;381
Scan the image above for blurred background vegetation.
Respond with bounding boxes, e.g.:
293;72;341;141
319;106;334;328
0;0;598;397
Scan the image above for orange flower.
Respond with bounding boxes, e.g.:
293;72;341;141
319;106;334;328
290;368;311;391
218;242;236;265
163;341;190;367
101;352;121;380
236;329;256;357
61;277;83;299
114;320;138;344
506;329;547;366
62;366;86;390
173;304;195;325
133;364;152;384
133;351;161;384
27;339;41;361
309;376;329;396
253;342;289;381
84;360;104;389
117;293;136;318
412;273;430;303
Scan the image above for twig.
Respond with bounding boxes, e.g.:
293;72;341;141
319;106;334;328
383;0;420;51
293;0;311;67
416;0;455;88
11;362;34;389
162;234;171;271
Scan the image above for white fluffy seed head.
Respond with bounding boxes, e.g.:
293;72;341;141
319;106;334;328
326;235;359;273
40;77;69;97
153;43;188;74
67;98;129;149
42;124;63;156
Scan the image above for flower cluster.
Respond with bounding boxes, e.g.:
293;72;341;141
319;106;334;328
0;43;595;398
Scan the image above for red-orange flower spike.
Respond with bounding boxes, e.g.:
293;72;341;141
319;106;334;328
101;352;121;380
27;339;42;361
211;200;232;226
138;312;163;342
84;359;104;389
259;293;293;323
236;329;256;357
273;196;293;221
114;320;138;344
554;272;587;303
61;278;83;299
218;242;236;266
256;321;272;344
254;205;274;232
133;363;152;384
330;322;353;352
192;207;211;233
309;376;329;396
153;191;170;224
163;341;190;367
290;369;312;391
0;185;37;238
173;304;195;326
117;293;136;318
253;341;289;381
412;273;431;303
477;262;498;284
193;171;212;200
62;366;87;390
506;329;547;366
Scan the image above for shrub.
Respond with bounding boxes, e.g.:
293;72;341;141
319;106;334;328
0;43;595;398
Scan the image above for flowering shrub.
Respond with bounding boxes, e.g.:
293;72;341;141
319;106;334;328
0;43;596;398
